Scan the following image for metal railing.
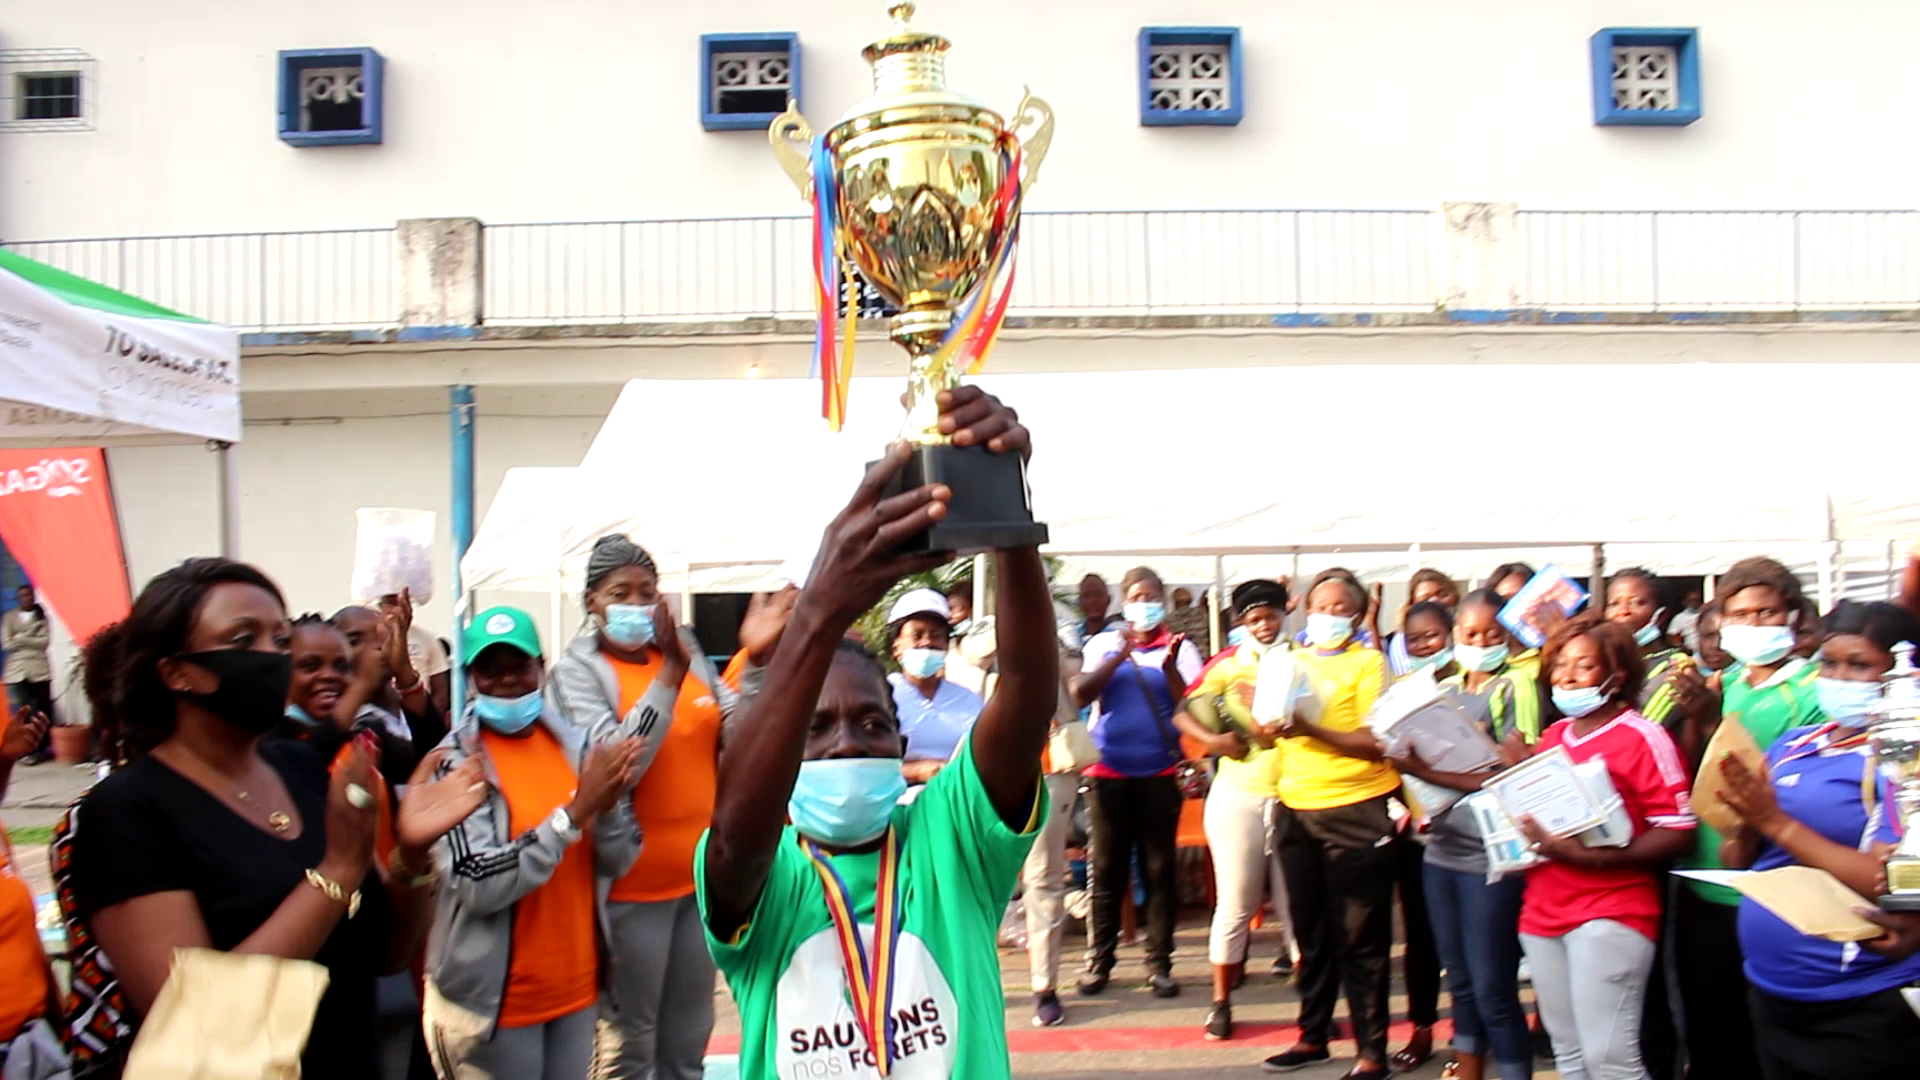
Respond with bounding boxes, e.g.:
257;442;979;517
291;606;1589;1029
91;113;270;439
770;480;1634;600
480;209;1438;324
1518;210;1920;310
5;228;394;332
6;209;1917;332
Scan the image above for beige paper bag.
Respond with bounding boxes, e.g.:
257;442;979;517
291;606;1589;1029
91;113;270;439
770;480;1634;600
1691;718;1767;831
124;948;330;1080
1733;866;1884;943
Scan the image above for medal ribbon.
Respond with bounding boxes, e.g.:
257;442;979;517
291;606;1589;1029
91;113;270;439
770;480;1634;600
802;828;905;1076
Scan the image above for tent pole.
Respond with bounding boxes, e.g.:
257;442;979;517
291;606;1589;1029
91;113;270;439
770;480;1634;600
214;441;240;558
550;566;564;652
450;385;476;718
1210;555;1225;655
972;553;990;619
1591;543;1605;611
1817;541;1837;612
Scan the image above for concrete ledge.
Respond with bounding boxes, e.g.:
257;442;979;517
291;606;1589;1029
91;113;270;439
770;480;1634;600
239;308;1920;350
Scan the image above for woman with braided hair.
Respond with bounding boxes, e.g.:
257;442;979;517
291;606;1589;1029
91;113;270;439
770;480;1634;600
547;534;739;1080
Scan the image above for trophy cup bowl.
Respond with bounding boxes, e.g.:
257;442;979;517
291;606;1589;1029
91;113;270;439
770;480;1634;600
770;2;1054;555
1869;641;1920;911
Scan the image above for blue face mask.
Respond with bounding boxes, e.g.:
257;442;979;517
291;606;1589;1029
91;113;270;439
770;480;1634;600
474;689;544;734
1227;627;1249;647
1124;601;1165;632
603;604;657;649
1634;611;1666;647
1409;645;1454;672
1305;613;1354;648
1815;676;1881;728
788;758;907;847
1455;643;1509;673
284;704;323;731
1552;684;1609;718
1720;624;1795;667
899;647;946;678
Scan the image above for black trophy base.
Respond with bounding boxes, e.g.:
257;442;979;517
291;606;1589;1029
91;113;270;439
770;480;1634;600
1879;893;1920;914
875;442;1049;556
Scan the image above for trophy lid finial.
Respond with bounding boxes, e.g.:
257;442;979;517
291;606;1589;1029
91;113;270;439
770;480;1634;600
1874;641;1920;722
888;2;916;29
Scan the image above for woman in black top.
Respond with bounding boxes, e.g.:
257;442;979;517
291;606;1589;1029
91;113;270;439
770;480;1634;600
65;558;458;1079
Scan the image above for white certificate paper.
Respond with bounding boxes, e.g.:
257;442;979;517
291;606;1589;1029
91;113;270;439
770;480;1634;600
1484;746;1606;838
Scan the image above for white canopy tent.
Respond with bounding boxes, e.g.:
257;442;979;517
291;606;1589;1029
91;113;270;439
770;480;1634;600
460;365;1918;622
0;248;244;548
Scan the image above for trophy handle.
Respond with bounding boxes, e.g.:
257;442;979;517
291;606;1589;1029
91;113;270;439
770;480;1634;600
768;101;816;200
1009;87;1055;188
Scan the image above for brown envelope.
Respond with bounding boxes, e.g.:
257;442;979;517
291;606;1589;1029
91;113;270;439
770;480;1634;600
1691;718;1768;831
124;947;330;1080
1733;866;1884;943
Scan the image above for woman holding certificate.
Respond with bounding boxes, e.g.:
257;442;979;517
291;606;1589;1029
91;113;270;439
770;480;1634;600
1394;589;1540;1080
1513;615;1696;1080
1715;600;1920;1080
1260;570;1399;1080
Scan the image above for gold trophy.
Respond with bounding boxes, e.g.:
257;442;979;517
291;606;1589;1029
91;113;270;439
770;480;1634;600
1869;641;1920;910
770;1;1053;554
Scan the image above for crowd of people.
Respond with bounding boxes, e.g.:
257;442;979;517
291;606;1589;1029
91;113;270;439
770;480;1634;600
0;384;1918;1080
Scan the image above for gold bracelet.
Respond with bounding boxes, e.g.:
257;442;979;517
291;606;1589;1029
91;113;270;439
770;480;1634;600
305;868;363;918
388;848;438;888
393;673;424;695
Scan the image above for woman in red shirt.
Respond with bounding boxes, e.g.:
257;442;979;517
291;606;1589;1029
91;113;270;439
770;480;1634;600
1515;615;1695;1080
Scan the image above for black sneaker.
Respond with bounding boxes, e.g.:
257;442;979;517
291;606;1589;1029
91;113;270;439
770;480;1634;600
1262;1046;1331;1073
1075;969;1110;997
1032;991;1064;1028
1147;972;1180;998
1204;1001;1233;1040
1271;953;1295;978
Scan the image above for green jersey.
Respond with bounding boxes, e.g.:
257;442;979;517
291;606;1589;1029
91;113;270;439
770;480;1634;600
698;744;1043;1080
1683;658;1824;904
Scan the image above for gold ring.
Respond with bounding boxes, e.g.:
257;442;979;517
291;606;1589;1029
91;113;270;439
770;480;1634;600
345;783;374;811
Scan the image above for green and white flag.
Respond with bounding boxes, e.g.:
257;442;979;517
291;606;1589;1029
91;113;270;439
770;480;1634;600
0;248;241;443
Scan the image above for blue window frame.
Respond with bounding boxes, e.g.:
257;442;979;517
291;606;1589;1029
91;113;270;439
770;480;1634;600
1138;27;1243;127
702;33;800;132
278;48;384;146
1590;28;1700;126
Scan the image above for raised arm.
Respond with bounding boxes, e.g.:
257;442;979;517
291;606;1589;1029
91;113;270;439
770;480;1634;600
701;446;950;941
966;547;1057;825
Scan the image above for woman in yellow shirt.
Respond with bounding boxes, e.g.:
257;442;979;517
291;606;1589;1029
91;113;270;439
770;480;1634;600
1174;579;1293;1041
1260;569;1399;1080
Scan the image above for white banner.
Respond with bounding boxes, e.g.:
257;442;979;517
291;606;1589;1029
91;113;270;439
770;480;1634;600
0;266;242;443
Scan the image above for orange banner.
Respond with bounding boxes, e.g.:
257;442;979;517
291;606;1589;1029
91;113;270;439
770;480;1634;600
0;448;131;643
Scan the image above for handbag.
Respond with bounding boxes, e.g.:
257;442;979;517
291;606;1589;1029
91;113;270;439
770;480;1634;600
123;949;329;1080
1047;719;1098;772
1127;658;1211;800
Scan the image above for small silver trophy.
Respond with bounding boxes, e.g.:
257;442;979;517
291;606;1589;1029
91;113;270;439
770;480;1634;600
1868;641;1920;911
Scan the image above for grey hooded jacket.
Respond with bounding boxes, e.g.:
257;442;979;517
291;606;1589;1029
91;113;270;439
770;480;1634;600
546;625;744;762
424;706;642;1037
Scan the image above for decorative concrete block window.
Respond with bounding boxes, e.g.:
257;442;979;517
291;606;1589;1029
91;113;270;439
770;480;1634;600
1138;27;1242;127
0;49;96;132
702;33;799;131
278;48;385;146
1590;28;1700;126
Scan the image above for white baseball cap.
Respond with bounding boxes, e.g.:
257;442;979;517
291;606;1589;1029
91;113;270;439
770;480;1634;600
887;587;950;626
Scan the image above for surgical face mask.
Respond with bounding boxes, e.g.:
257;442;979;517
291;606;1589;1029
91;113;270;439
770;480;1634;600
1305;613;1354;649
899;647;946;679
284;704;324;732
1552;684;1610;718
1693;653;1718;677
1720;623;1795;667
1634;609;1666;647
176;650;294;735
1409;645;1455;672
788;758;907;847
1227;626;1249;648
1455;642;1509;673
1124;601;1165;632
1815;676;1882;728
602;603;657;649
474;689;544;735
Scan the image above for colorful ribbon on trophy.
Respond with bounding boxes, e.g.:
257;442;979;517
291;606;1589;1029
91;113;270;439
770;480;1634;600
802;829;905;1076
809;136;855;431
932;132;1026;377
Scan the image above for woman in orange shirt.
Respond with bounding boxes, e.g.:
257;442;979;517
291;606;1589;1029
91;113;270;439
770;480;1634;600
0;705;61;1079
548;536;738;1080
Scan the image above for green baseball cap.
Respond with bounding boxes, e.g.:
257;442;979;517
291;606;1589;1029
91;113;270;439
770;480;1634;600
464;606;543;665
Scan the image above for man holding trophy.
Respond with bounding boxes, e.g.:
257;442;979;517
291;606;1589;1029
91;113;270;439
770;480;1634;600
698;7;1061;1080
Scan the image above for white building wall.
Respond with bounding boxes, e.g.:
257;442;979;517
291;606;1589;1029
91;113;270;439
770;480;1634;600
4;0;1919;243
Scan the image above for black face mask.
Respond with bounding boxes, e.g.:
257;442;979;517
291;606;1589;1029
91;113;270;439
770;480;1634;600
176;649;294;734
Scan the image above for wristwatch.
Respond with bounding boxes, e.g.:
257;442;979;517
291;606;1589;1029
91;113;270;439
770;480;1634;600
548;806;581;843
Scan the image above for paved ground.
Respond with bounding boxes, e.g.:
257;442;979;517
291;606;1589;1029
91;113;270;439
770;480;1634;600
6;763;1560;1078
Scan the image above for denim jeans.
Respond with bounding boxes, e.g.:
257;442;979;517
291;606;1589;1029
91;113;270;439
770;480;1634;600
1423;862;1531;1079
